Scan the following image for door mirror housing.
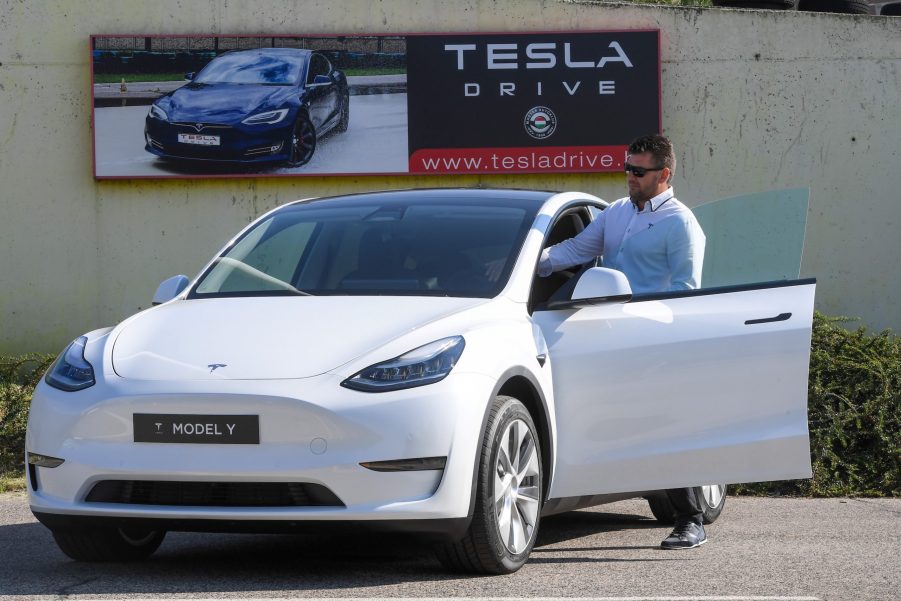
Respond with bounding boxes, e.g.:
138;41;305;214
152;275;190;306
311;74;332;85
184;72;195;81
547;267;632;309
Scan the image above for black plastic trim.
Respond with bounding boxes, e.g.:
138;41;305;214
360;456;447;472
629;277;817;303
32;511;470;541
745;312;792;325
543;293;632;311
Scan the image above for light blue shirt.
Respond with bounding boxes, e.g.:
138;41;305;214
539;188;706;294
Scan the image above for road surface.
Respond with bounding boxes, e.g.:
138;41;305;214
1;492;898;600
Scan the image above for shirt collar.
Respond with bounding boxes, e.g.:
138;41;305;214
634;187;675;213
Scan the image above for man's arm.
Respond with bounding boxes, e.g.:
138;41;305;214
538;212;606;277
665;216;706;290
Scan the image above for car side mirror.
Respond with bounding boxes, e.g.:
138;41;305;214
184;72;195;81
152;275;190;306
312;74;331;85
547;267;632;309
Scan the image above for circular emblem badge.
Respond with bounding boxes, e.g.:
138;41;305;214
524;106;557;139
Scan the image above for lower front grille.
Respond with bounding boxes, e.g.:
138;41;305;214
85;480;344;507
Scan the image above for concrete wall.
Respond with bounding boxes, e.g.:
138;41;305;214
1;0;899;353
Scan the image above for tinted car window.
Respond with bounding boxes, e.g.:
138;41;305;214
192;197;535;298
306;54;331;82
194;52;305;85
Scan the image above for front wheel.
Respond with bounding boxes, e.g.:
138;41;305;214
286;113;316;167
51;526;166;562
435;396;542;574
647;484;727;525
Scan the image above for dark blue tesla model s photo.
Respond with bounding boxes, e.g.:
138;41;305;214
144;48;349;167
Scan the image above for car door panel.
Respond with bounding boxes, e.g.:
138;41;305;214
535;280;815;499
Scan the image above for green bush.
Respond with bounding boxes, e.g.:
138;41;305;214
0;354;54;478
734;313;900;497
2;313;899;496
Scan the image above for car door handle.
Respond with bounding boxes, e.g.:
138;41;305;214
745;312;792;325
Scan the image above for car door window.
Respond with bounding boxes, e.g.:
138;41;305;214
306;54;331;84
529;204;594;311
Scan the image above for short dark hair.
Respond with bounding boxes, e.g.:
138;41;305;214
628;134;676;182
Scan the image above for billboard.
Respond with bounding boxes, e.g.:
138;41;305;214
91;32;660;179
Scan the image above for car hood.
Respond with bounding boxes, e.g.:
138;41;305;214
111;296;486;381
164;83;295;123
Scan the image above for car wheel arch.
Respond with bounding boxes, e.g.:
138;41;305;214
463;367;553;520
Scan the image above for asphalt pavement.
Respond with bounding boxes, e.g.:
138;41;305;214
1;492;897;601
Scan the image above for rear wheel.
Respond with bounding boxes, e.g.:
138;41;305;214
51;526;166;562
336;95;350;133
435;396;542;574
647;484;727;525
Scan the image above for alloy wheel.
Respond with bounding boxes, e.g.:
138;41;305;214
493;418;541;554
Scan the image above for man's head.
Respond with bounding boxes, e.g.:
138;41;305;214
625;134;676;205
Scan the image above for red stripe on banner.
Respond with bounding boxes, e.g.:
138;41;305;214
409;146;629;174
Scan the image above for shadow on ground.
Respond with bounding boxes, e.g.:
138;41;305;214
1;509;665;596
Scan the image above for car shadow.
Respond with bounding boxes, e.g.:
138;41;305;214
536;508;661;547
1;508;673;596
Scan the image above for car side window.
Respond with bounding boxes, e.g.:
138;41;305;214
529;204;594;311
307;55;331;83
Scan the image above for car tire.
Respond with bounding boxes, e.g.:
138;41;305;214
647;484;727;525
287;112;316;167
712;0;799;8
435;396;542;574
798;0;869;13
336;95;350;133
51;526;166;562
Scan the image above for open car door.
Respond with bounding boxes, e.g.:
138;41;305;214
535;278;815;499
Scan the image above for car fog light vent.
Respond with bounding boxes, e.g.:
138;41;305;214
28;464;38;491
27;453;65;468
360;456;447;472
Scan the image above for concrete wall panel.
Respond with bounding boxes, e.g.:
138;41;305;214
1;0;899;352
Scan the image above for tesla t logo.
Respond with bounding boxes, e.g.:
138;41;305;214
193;123;205;132
207;363;227;373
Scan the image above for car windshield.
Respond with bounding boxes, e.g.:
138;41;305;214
193;52;305;85
190;195;537;298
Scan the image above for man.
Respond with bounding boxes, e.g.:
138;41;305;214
539;134;709;549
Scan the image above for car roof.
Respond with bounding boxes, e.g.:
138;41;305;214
283;188;558;213
219;48;313;58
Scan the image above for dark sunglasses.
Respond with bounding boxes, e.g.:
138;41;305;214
624;163;665;177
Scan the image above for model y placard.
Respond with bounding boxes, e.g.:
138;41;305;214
91;32;658;179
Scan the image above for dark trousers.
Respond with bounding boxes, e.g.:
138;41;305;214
666;487;703;525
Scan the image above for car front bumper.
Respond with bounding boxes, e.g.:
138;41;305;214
144;118;294;163
26;370;495;530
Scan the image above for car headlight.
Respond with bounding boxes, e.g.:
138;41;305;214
241;109;289;125
341;336;465;392
45;336;95;391
148;104;168;121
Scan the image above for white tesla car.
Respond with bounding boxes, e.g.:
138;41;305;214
26;189;815;573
